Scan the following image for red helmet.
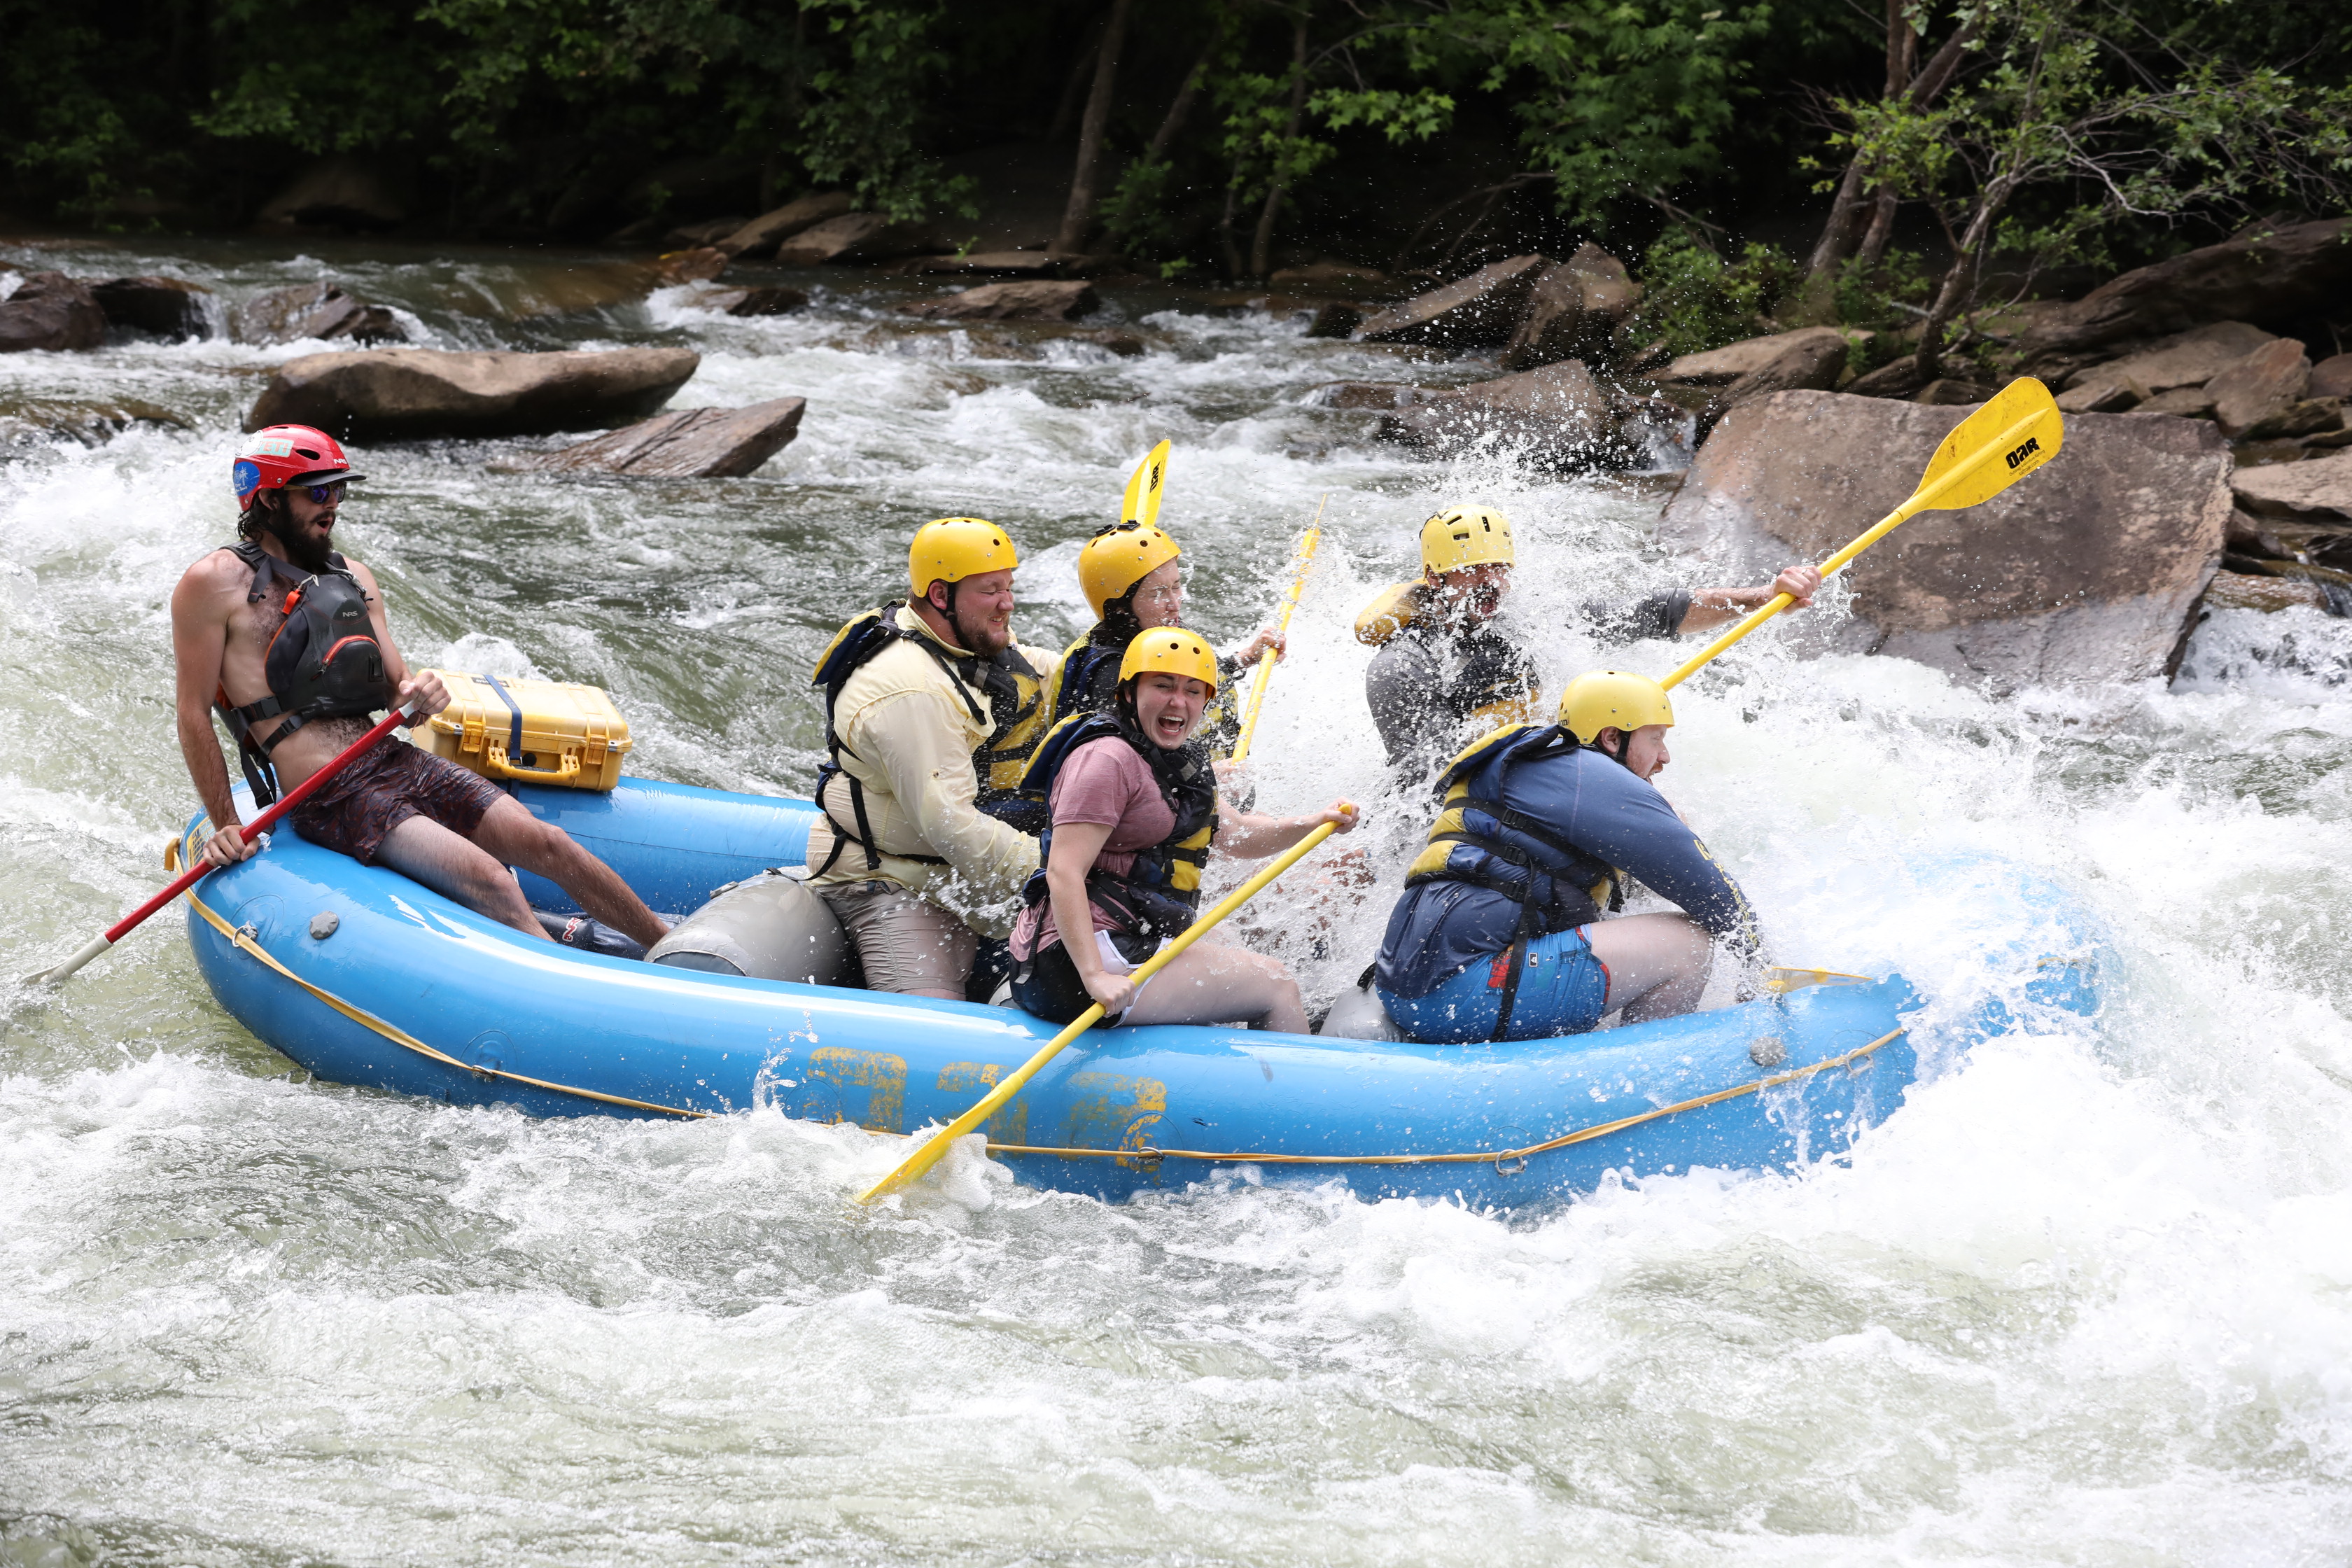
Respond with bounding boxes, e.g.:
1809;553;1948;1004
232;425;366;512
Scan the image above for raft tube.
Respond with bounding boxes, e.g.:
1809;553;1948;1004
177;776;2099;1208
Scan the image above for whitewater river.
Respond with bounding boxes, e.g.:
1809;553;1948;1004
4;238;2351;1564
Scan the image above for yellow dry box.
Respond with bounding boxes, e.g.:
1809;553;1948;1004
415;669;631;791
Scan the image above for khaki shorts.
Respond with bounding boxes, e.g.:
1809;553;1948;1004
818;881;979;998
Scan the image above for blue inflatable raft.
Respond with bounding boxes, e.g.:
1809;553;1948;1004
176;776;2098;1208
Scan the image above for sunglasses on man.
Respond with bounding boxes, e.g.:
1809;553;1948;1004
279;481;348;505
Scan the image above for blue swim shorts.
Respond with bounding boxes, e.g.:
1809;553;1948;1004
1378;925;1612;1044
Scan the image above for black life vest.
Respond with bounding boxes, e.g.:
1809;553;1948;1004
807;604;1049;877
1018;710;1218;942
1041;629;1244;757
214;542;393;806
1404;723;1625;1040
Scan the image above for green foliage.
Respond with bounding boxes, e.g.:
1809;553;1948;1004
1625;233;1800;356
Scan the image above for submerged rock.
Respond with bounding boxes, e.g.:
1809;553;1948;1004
2203;569;2326;612
896;280;1099;322
232;283;406;346
0;272;106;353
244;347;701;439
524;396;805;477
90;276;216;340
691;285;808;318
1658;391;2230;686
1369;360;1684;472
0;396;188;447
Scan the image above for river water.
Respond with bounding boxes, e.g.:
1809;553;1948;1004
4;238;2351;1564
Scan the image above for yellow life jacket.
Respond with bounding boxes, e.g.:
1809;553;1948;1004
1404;724;1622;917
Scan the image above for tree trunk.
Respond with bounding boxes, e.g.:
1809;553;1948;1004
1148;35;1218;160
1218;178;1244;280
1247;11;1311;281
1047;10;1110;142
1914;184;2008;379
1856;184;1900;270
1055;0;1133;255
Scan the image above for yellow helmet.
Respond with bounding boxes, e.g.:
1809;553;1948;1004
909;517;1017;601
1118;626;1219;694
1420;505;1515;575
1558;669;1674;744
1079;522;1182;618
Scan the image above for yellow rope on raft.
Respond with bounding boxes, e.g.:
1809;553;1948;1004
172;830;710;1120
172;830;1901;1168
979;1027;1903;1172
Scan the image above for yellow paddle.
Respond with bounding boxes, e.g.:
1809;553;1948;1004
857;816;1347;1204
1658;376;2064;692
1228;501;1326;765
1121;439;1171;528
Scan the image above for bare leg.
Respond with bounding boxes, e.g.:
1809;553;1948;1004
375;813;552;941
1583;913;1714;1023
1119;939;1309;1033
466;796;670;948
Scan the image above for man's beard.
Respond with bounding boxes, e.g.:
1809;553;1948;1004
949;596;1010;655
265;505;335;573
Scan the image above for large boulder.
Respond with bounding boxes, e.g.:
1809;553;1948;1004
90;276;216;340
1371;360;1684;472
0;272;106;353
256;157;407;230
2206;338;2313;438
244;347;701;439
232;283;405;346
524;396;805;478
715;192;855;258
1650;327;1857;388
1352;255;1550;349
2018;218;2352;365
2058;321;2274;408
1497;246;1639;370
1657;391;2231;686
2312;354;2352;401
2232;449;2352;523
775;214;916;265
896;280;1098;322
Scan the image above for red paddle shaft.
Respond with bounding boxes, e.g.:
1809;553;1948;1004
32;701;417;982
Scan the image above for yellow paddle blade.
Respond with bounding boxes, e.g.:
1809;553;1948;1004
1762;966;1875;995
1914;376;2063;514
1121;439;1171;527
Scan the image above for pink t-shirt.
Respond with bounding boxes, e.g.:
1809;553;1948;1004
1010;737;1179;958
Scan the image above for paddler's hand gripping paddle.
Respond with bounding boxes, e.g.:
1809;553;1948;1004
1658;376;2064;692
858;816;1349;1204
25;701;419;984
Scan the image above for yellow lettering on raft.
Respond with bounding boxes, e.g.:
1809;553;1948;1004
806;1046;906;1132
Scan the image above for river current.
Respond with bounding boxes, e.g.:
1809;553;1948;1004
4;238;2351;1564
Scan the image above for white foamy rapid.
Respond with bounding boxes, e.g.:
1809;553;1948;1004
4;239;2349;1564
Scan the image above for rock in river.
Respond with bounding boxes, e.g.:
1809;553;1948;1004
244;348;701;440
90;276;216;340
523;397;805;478
1351;255;1548;349
2019;218;2352;365
233;283;406;346
896;281;1099;322
2232;449;2352;524
1658;391;2231;686
1360;360;1685;472
0;273;106;353
715;192;855;258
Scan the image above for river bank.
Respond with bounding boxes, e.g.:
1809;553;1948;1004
6;237;2352;1565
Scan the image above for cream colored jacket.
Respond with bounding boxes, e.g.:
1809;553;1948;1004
806;606;1057;937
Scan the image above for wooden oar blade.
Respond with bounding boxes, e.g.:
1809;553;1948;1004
1917;377;2063;512
1138;438;1170;529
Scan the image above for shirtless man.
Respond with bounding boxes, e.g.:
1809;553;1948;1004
169;426;667;948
